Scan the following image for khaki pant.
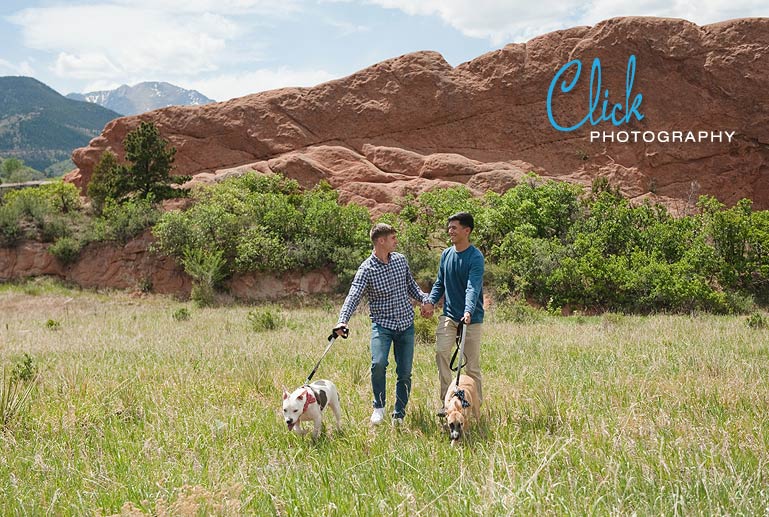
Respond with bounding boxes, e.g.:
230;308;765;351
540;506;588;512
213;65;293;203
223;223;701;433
436;315;483;405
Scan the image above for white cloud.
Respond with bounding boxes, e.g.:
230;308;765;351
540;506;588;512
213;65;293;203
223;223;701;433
53;52;121;80
179;67;339;101
111;0;302;15
364;0;768;44
323;17;371;36
0;58;35;76
8;4;259;82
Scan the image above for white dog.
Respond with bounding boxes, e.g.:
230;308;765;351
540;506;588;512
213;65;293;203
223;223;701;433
282;379;342;439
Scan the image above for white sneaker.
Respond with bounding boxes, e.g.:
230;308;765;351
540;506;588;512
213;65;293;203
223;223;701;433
370;408;385;425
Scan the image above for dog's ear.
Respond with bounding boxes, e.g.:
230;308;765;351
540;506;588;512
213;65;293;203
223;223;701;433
282;388;289;400
297;393;304;400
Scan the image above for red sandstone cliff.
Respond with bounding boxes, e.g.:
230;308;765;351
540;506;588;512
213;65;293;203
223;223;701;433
66;17;769;212
0;231;338;299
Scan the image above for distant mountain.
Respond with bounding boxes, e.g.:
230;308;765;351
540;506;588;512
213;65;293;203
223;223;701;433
67;82;215;115
0;76;121;172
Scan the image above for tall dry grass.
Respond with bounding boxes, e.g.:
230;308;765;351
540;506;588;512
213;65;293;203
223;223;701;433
1;279;768;515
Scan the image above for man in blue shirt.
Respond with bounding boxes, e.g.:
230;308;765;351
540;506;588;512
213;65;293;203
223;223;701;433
335;223;430;426
423;212;484;416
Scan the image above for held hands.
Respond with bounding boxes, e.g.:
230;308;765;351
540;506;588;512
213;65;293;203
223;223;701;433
420;303;434;318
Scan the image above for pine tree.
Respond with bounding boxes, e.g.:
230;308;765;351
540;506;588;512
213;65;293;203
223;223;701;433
123;121;176;198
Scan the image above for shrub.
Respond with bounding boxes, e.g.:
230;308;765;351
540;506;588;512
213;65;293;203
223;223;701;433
11;353;38;383
4;181;81;216
247;306;288;332
493;298;544;323
746;312;767;329
190;284;216;308
182;247;227;307
1;365;37;429
172;307;191;321
96;196;161;243
153;172;371;287
48;236;82;265
88;151;127;215
137;276;153;293
39;215;73;242
0;204;22;247
4;188;50;225
0;182;85;247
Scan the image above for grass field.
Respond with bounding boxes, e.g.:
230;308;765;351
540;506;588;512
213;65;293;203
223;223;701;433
2;279;769;515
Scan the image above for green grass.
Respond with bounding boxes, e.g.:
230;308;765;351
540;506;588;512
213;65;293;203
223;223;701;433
1;282;769;515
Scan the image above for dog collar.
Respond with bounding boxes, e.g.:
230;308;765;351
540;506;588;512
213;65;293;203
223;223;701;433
302;389;317;413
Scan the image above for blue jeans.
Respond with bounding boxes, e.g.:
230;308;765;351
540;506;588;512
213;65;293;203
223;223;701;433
370;323;415;418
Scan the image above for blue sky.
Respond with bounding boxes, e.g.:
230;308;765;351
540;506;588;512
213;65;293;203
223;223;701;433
1;0;766;101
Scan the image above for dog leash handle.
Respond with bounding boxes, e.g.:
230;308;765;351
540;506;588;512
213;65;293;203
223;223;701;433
328;325;349;342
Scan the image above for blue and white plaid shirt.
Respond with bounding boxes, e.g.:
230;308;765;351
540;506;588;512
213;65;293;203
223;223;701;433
338;252;429;332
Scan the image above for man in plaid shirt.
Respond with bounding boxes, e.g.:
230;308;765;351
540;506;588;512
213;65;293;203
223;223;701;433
335;223;430;426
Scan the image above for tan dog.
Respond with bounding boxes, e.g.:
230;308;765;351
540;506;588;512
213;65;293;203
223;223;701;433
444;374;480;442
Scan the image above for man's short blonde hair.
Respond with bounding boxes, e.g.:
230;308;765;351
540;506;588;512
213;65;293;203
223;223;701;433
370;223;396;243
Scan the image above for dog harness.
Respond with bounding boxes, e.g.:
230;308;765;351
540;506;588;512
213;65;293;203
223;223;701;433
301;387;328;413
453;389;471;408
302;389;317;413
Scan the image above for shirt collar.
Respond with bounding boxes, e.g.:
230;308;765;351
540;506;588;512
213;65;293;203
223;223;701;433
371;251;392;265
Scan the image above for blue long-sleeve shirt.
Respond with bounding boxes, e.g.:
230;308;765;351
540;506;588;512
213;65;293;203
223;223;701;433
338;252;429;332
428;245;485;324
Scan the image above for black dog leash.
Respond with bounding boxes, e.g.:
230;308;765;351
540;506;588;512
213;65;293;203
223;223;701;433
450;321;470;408
450;321;467;376
304;327;348;385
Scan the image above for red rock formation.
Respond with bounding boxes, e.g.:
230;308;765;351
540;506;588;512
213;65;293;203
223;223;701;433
0;232;336;300
66;17;769;212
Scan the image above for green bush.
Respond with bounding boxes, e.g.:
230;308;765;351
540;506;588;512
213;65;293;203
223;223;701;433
247;306;288;332
87;151;126;215
39;214;73;242
746;312;767;329
493;298;544;323
190;284;216;308
385;177;768;314
48;237;82;265
182;247;227;307
153;173;371;288
183;247;227;286
11;354;38;383
172;307;191;321
4;181;81;216
1;365;36;429
0;181;84;246
0;204;22;247
92;196;161;243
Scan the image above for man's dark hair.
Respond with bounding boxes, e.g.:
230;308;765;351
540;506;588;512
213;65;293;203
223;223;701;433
370;223;396;243
447;212;474;231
